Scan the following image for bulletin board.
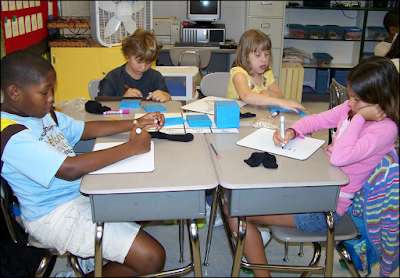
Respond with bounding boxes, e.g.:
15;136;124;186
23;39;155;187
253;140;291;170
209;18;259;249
1;1;58;56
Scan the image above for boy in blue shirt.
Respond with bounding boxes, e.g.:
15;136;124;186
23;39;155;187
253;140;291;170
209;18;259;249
1;50;166;277
99;28;171;102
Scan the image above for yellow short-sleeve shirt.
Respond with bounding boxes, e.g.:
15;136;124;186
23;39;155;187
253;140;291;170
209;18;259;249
226;67;275;100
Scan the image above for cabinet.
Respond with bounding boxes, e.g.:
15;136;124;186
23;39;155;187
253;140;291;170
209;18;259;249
51;47;127;102
246;1;286;86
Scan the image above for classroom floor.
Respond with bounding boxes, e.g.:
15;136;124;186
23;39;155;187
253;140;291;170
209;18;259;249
50;94;399;277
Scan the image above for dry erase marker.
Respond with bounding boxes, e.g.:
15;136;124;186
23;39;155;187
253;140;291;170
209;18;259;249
269;110;280;118
280;116;285;148
106;116;122;121
210;143;220;159
103;109;129;115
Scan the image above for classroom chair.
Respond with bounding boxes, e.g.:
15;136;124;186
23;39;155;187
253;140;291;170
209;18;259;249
88;78;102;100
328;78;348;144
200;72;230;98
169;49;211;88
1;176;86;277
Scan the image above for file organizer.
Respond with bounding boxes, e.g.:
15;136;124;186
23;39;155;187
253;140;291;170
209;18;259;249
214;100;240;128
186;114;212;127
120;99;141;109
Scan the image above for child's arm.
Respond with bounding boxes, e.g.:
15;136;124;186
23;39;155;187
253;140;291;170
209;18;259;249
56;112;164;181
233;72;306;112
146;90;171;102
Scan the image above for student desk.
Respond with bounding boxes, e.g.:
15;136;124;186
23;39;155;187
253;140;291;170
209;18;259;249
62;100;219;277
204;105;350;277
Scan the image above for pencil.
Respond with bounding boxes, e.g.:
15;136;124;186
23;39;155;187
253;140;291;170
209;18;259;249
210;143;220;159
106;116;122;121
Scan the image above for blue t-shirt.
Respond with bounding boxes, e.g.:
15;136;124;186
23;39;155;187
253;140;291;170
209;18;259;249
1;111;85;222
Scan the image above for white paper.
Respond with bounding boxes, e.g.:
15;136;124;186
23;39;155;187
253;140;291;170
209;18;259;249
181;96;246;115
236;128;325;160
89;141;155;174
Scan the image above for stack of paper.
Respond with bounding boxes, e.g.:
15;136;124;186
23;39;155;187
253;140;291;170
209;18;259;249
142;104;167;112
186;114;212;127
120;99;141;109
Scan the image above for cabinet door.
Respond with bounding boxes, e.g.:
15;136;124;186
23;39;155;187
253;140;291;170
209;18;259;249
247;18;284;48
51;48;101;102
100;47;127;77
247;1;285;17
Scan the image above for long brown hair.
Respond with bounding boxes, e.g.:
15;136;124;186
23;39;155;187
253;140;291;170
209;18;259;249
231;29;273;76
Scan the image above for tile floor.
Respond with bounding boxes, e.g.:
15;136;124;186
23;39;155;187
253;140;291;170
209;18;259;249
50;94;399;277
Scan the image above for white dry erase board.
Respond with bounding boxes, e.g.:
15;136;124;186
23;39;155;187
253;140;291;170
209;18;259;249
236;128;325;160
181;96;246;115
89;141;155;174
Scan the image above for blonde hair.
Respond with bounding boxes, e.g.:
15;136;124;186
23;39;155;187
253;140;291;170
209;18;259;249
122;29;160;62
232;29;273;76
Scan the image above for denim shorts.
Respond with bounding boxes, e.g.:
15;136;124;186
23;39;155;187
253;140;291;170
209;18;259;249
293;212;342;233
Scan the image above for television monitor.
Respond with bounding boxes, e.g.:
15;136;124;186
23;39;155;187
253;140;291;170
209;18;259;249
187;0;221;27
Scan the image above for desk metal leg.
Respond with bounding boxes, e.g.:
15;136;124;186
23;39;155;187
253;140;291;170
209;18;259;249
179;220;185;263
231;216;246;277
324;212;335;277
187;219;202;277
203;187;218;266
95;222;104;277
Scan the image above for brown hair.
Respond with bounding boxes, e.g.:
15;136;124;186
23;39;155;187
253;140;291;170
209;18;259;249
231;29;273;76
121;29;160;62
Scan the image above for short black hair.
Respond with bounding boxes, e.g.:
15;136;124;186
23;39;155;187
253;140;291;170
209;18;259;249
1;50;54;93
383;8;399;32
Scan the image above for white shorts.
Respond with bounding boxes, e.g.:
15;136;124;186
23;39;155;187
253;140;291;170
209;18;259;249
23;195;141;264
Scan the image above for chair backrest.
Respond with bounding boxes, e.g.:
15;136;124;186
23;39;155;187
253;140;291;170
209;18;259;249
200;72;230;98
88;78;102;100
329;78;348;109
1;176;18;243
169;48;211;77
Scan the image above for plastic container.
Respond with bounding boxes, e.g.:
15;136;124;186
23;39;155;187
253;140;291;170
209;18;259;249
288;24;308;38
367;26;388;41
316;69;329;94
343;27;363;40
323;25;345;39
306;25;325;39
313;52;334;66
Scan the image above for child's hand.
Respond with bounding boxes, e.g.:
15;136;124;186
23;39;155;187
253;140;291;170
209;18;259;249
357;104;387;122
279;99;306;113
273;128;295;146
123;88;143;97
136;112;165;131
128;121;151;155
146;90;172;102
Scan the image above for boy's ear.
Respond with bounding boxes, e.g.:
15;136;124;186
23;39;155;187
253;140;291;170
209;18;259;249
7;85;21;101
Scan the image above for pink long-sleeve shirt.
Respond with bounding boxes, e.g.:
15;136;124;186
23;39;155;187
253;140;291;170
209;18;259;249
290;100;398;216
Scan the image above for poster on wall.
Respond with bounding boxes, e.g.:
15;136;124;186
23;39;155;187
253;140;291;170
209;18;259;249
1;0;58;57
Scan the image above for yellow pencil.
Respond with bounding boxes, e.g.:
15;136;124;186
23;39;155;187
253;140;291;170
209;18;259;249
106;116;122;121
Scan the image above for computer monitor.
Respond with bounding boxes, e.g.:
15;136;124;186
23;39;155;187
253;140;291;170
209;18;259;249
187;0;221;27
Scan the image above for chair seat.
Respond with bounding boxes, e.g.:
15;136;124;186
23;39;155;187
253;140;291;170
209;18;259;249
270;213;358;243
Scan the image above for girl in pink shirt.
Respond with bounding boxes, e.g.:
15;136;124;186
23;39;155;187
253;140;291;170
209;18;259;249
226;56;399;277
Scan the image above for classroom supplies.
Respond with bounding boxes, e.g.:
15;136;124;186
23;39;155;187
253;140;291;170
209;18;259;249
164;117;185;126
120;99;141;109
181;96;246;115
106;116;122;121
214;100;240;128
142;104;167;112
103;109;129;114
210;143;220;159
236;128;325;160
90;141;154;174
186;114;212;127
267;106;307;117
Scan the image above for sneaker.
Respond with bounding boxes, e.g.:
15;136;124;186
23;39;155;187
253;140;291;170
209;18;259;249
205;203;223;227
77;257;95;274
55;270;77;277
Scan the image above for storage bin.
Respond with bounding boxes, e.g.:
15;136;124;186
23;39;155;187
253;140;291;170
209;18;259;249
344;27;363;40
306;25;325;39
288;24;308;38
333;69;349;87
315;69;329;94
323;25;344;39
367;26;388;40
313;52;333;67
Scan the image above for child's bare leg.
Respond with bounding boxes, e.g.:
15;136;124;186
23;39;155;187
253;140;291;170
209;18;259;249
86;229;165;277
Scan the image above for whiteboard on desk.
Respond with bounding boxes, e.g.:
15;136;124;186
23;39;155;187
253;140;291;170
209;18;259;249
181;96;246;115
236;128;325;160
89;141;154;174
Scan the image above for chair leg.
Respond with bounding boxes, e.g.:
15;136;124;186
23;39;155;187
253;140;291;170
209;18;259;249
34;249;54;277
69;255;86;277
179;219;185;263
300;242;321;278
335;241;361;277
283;242;289;262
299;242;304;257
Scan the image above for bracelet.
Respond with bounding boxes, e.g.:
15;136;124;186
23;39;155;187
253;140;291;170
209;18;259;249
286;128;297;140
